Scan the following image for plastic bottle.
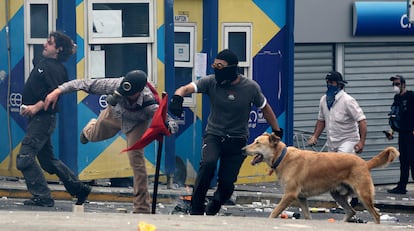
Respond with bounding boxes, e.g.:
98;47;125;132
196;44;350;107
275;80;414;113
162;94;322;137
380;214;399;223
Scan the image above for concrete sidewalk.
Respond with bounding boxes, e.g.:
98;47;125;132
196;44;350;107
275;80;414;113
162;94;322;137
1;178;414;230
1;177;413;212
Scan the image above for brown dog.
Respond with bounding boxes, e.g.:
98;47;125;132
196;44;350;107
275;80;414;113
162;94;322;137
242;132;399;224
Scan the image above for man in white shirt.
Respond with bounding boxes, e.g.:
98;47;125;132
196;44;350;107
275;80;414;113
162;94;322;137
307;71;367;154
307;71;367;211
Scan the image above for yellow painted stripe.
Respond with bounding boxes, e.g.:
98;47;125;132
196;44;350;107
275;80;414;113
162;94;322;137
76;2;85;39
75;2;86;103
156;0;164;26
10;0;24;19
0;1;5;28
219;1;279;56
0;143;59;180
78;137;158;180
0;0;23;29
236;156;278;184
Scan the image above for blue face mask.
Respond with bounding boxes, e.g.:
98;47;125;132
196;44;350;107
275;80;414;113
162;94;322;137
326;85;340;110
326;85;339;97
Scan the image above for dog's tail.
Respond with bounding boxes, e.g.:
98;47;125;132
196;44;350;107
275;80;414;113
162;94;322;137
366;146;400;170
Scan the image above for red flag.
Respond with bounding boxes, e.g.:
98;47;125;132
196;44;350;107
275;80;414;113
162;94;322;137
146;82;160;103
122;92;171;152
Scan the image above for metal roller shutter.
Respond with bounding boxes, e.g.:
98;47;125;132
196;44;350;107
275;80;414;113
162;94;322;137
344;43;414;184
293;44;334;153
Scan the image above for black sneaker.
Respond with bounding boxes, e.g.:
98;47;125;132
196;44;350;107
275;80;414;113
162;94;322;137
205;200;221;215
23;197;54;207
350;197;359;208
76;184;91;205
80;131;89;144
387;187;407;194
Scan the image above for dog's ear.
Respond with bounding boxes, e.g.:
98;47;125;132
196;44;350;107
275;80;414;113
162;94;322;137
268;133;280;145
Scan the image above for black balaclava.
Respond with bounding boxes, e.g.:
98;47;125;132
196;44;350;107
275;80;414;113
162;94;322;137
214;49;239;87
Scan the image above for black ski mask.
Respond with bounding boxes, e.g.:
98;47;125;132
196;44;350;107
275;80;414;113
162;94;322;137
214;66;238;87
214;49;239;87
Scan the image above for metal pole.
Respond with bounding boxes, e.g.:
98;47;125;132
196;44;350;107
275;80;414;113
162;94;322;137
151;92;168;214
151;137;164;214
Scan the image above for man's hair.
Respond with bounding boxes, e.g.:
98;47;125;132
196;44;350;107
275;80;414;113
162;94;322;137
50;31;75;62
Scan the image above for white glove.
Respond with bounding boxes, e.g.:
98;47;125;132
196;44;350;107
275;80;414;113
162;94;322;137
166;120;179;134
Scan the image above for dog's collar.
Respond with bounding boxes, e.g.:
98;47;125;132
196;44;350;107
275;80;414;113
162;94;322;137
271;147;287;169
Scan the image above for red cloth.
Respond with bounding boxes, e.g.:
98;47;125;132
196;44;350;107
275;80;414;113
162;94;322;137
146;82;160;103
122;93;170;152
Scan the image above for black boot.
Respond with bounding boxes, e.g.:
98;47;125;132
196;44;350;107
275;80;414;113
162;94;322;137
387;186;407;194
76;184;92;205
23;197;54;207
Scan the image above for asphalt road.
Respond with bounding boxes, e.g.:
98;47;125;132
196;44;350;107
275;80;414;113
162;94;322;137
0;196;412;226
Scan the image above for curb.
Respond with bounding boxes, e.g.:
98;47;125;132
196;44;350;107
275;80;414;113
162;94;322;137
1;179;414;214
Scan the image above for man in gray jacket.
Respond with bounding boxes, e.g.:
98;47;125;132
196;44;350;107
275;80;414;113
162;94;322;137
44;70;178;213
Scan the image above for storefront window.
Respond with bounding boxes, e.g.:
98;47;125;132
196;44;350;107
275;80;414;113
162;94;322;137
30;4;48;38
90;44;148;77
87;0;154;81
25;0;55;79
223;23;252;79
174;24;196;106
92;3;149;38
228;32;247;62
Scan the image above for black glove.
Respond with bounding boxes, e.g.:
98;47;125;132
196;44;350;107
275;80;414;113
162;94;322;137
273;128;284;139
168;95;184;117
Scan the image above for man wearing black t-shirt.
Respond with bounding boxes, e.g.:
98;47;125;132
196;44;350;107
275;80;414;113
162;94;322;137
17;31;91;207
169;49;283;215
387;75;414;194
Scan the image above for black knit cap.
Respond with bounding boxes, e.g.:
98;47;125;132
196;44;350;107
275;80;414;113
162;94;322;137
216;49;238;65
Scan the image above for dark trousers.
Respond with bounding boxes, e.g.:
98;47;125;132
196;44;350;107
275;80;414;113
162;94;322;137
16;113;83;199
190;134;246;214
397;131;414;189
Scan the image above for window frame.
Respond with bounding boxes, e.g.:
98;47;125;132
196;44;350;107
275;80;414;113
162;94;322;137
174;24;195;68
174;23;197;106
85;0;156;83
222;23;252;79
24;0;55;80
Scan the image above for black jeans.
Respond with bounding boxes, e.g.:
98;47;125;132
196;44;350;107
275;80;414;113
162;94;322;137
16;113;84;199
190;134;246;215
397;131;414;189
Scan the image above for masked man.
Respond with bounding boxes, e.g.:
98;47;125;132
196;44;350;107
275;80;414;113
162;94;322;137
168;49;283;215
307;71;367;154
387;75;414;194
44;70;178;213
307;71;367;212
